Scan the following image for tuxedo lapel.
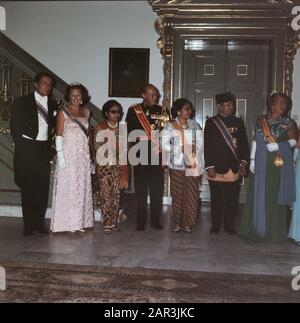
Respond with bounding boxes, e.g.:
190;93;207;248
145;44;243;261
28;93;39;127
47;96;55;118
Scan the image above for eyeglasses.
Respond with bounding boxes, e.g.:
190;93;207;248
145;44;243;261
109;110;121;114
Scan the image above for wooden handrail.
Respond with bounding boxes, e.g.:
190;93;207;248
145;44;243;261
0;31;102;124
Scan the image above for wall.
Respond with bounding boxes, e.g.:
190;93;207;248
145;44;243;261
1;0;300;117
1;0;164;116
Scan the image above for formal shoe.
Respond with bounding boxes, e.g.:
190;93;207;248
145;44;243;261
111;225;121;232
23;230;34;236
152;224;163;230
210;227;220;235
173;224;181;233
225;228;237;235
104;227;113;234
136;226;145;231
183;226;192;233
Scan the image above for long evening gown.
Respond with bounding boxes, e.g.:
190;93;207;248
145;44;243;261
51;108;94;232
240;116;295;243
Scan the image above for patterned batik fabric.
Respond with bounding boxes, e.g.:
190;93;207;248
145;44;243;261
97;165;121;228
170;169;200;228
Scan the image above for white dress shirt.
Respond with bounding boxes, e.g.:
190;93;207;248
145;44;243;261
22;91;49;141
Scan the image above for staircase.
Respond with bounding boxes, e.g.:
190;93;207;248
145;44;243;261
0;32;102;205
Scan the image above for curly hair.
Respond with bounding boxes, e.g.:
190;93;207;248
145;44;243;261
267;92;292;117
101;100;124;121
171;98;194;119
65;83;91;107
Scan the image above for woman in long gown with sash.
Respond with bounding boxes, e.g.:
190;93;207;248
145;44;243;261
240;92;298;243
51;83;94;233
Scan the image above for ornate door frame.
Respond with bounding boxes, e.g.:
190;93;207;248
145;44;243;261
149;0;300;110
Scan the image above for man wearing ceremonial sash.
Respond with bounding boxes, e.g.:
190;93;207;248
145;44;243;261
204;92;249;235
126;84;166;231
10;72;57;236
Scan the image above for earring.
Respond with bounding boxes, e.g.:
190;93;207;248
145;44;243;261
80;100;83;105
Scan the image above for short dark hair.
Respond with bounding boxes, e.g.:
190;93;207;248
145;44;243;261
141;84;159;95
101;100;124;121
267;91;292;116
171;98;194;119
34;72;56;87
65;83;91;107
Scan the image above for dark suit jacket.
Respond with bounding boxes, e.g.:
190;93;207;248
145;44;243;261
9;93;57;145
204;115;250;174
126;103;165;166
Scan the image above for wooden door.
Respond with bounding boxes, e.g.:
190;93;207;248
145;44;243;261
182;39;270;201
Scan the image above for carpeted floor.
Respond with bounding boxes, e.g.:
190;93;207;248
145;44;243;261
0;261;299;303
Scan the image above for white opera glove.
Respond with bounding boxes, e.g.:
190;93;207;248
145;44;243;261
249;141;256;174
294;148;300;162
55;136;66;169
266;143;279;152
57;152;66;169
288;139;297;148
250;160;255;174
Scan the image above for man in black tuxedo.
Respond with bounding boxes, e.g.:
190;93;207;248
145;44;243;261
10;72;57;236
204;92;249;235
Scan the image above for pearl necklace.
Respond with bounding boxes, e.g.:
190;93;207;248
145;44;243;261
107;121;118;129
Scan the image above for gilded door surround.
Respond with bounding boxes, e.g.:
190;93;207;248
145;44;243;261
149;0;300;109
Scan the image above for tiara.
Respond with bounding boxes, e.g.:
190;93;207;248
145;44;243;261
268;90;284;98
68;81;82;87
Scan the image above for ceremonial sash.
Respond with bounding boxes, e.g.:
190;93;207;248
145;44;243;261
258;115;276;144
61;106;89;138
134;105;152;139
171;120;196;169
36;101;49;124
212;116;240;163
258;115;285;168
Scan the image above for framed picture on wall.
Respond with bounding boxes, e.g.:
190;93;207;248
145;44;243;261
109;48;150;98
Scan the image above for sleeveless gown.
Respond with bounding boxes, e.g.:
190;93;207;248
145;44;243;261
51;109;94;232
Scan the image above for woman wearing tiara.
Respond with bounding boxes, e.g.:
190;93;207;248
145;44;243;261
51;83;94;233
240;92;298;243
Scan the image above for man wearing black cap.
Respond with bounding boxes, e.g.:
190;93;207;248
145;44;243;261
204;92;249;235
